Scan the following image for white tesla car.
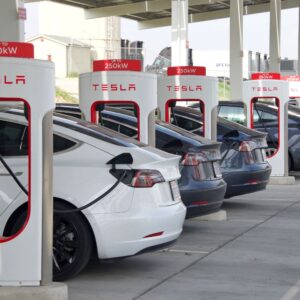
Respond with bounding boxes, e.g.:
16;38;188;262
0;107;186;280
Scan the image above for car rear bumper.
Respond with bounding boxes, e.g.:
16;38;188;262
88;201;186;259
222;163;272;198
179;178;227;219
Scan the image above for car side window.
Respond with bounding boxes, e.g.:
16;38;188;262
172;114;200;131
53;134;77;153
0;121;28;156
219;106;246;125
156;128;174;150
0;120;77;156
217;124;230;137
102;119;119;132
253;109;277;125
119;124;137;138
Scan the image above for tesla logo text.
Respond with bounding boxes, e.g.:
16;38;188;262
92;83;136;92
252;87;278;92
0;75;26;85
167;85;203;92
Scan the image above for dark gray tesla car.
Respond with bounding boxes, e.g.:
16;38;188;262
56;104;227;218
218;101;300;171
170;106;272;198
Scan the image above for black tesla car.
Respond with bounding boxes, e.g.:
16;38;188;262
170;106;272;198
217;101;300;171
56;104;226;219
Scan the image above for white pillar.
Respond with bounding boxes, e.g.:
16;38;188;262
171;0;188;66
298;7;300;75
230;0;243;100
0;0;25;41
269;0;281;73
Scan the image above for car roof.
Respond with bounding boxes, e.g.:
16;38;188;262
99;107;219;148
1;105;142;148
173;106;267;138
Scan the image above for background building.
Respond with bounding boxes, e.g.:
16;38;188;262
26;0;121;77
27;34;91;77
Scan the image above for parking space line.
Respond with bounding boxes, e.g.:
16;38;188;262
280;279;300;300
161;249;209;255
133;200;300;300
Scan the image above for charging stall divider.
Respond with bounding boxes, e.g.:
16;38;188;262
0;42;55;286
243;73;290;178
79;59;157;145
281;75;300;106
157;66;218;140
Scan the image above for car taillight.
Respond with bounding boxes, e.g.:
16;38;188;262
239;141;255;164
181;152;207;166
131;170;165;188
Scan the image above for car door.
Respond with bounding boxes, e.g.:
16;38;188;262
0;120;28;215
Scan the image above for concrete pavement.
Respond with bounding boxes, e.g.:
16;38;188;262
67;176;300;300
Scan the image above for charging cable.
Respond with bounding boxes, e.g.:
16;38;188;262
0;152;127;213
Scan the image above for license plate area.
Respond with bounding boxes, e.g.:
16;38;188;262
169;180;181;202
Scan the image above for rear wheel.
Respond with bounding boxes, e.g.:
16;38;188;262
9;201;93;281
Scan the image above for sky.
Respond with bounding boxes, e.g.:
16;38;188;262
120;8;299;65
24;3;299;66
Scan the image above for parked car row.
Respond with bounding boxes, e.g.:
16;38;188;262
0;100;273;281
217;101;300;171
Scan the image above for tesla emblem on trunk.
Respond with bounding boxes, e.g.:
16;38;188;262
92;83;136;92
0;75;26;85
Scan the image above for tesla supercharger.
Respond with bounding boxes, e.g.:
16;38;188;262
243;73;289;177
79;59;157;145
282;75;300;106
0;42;55;286
158;66;218;140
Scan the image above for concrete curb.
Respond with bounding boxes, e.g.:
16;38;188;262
268;176;296;185
193;209;227;221
0;282;68;300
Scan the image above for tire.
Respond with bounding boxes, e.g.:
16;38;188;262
10;201;93;281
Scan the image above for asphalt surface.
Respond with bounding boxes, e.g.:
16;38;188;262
68;175;300;300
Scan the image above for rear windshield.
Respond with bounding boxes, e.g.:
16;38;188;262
218;117;266;138
156;120;215;145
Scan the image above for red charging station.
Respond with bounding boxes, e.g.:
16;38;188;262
157;66;218;140
243;73;289;177
79;59;157;144
0;42;55;286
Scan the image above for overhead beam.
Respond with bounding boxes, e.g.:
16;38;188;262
138;0;300;29
25;0;96;8
85;0;214;19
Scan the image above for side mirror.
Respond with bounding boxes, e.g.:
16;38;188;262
107;153;133;169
